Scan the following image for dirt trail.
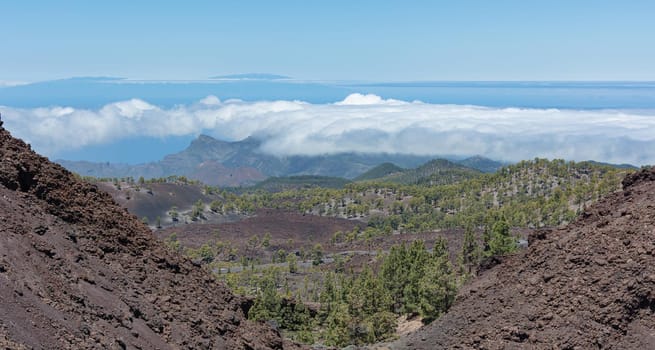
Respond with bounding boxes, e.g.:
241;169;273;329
392;167;655;349
0;122;300;349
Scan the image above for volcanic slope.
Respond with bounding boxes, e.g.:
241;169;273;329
393;167;655;349
0;122;297;349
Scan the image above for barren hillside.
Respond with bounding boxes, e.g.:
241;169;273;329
0;121;298;349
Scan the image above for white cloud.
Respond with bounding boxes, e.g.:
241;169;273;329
102;99;157;119
1;93;655;165
335;93;406;105
199;95;221;105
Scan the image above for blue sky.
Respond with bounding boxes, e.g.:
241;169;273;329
1;0;654;82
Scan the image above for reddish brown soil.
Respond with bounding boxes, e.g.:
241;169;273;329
0;122;300;349
157;209;365;258
392;167;655;349
155;209;517;280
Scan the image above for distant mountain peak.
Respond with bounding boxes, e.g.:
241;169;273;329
189;134;223;148
456;155;506;173
195;134;218;142
464;155;487;161
209;73;291;80
354;162;405;181
55;76;125;82
354;158;481;185
190;134;262;147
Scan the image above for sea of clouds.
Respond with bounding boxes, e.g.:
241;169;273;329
2;93;654;165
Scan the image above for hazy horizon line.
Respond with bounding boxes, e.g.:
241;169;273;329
4;76;655;86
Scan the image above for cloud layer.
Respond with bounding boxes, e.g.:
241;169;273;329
2;94;655;165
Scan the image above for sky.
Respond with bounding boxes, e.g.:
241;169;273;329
1;0;654;82
1;1;654;166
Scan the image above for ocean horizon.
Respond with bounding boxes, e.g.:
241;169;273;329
2;78;655;110
2;78;654;164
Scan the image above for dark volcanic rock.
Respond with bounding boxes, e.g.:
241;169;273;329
393;166;655;349
0;122;300;349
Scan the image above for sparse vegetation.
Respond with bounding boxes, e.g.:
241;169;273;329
168;206;179;221
155;159;630;346
234;239;457;346
216;159;627;239
83;158;633;346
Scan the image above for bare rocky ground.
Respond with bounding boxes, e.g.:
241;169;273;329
157;209;362;252
154;208;486;274
390;167;655;349
0;122;301;349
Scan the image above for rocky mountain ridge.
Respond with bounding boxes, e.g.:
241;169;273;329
58;134;502;187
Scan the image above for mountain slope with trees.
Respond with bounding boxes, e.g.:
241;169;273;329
392;166;655;349
455;155;506;173
369;159;482;185
354;162;405;181
251;175;352;192
227;158;629;234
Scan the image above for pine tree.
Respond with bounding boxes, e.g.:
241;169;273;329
486;215;516;257
403;240;430;314
418;242;457;323
458;224;481;276
380;244;404;311
287;253;298;273
324;302;351;346
311;243;324;265
249;268;282;322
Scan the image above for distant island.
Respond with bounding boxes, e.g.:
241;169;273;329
209;73;291;80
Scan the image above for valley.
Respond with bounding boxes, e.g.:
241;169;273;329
82;153;634;346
